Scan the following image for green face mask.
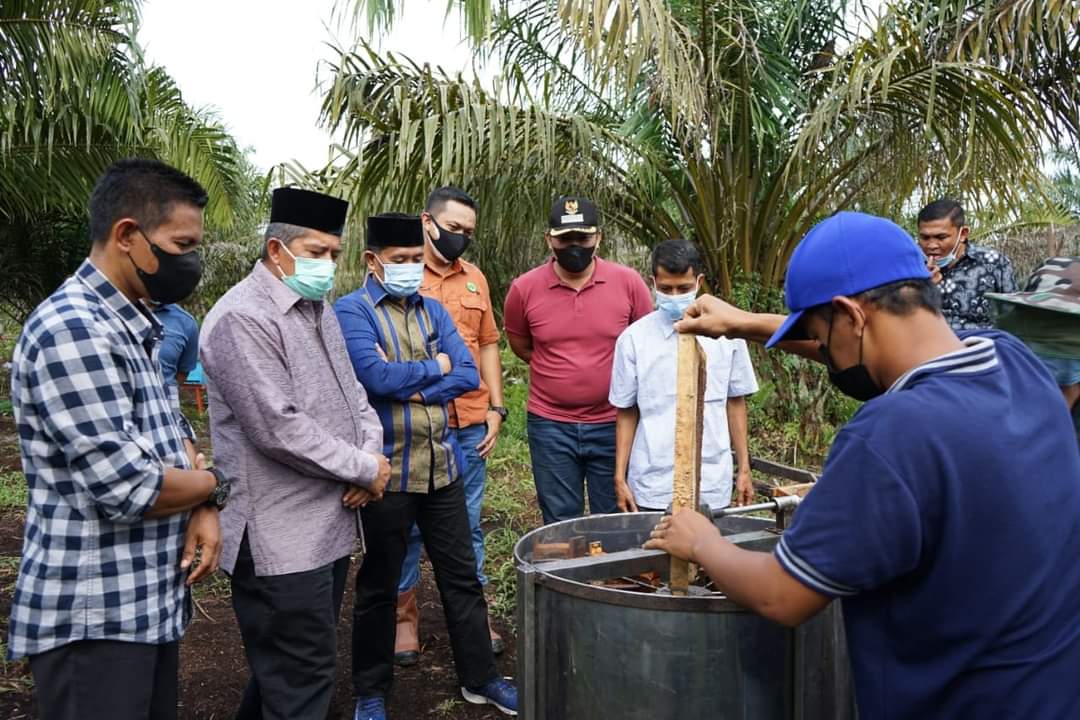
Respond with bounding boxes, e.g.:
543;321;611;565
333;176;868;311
276;243;336;300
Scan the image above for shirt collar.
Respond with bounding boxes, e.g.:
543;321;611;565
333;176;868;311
253;260;305;315
657;310;678;338
545;256;609;289
76;259;160;345
887;335;999;394
364;272;424;307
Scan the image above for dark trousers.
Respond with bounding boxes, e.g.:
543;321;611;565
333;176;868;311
231;534;350;720
352;479;497;697
29;639;179;720
526;413;618;524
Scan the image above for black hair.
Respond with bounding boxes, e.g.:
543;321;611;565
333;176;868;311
917;199;965;228
811;278;942;321
651;239;703;277
425;186;477;215
89;158;208;245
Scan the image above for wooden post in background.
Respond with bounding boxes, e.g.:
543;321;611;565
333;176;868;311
670;332;706;596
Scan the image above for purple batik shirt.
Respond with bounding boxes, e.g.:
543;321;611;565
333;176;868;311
200;262;384;576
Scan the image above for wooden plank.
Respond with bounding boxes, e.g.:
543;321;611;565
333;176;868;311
531;536;588;561
671;333;705;596
534;548;670;582
772;482;817;498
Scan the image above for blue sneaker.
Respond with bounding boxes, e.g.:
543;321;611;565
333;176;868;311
354;696;386;720
462;677;518;716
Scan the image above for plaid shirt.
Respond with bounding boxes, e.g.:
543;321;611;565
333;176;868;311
7;260;192;659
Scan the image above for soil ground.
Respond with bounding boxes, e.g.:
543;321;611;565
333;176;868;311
0;413;516;719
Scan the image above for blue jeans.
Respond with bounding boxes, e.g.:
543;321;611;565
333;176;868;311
398;423;489;593
526;413;618;524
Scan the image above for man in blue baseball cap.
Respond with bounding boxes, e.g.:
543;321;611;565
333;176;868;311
646;212;1080;719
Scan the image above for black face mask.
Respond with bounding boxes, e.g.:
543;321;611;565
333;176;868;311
131;228;203;304
820;313;882;402
430;219;471;262
553;244;595;273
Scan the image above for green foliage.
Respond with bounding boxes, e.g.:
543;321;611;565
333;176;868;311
0;471;27;510
480;348;541;619
728;275;857;467
1;316;21;362
0;213;91;324
0;0;261;323
325;0;1079;302
182;155;272;320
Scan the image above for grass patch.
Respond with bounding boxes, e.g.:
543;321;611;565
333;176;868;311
430;698;465;716
0;554;20;596
480;350;541;622
192;570;232;600
0;471;26;509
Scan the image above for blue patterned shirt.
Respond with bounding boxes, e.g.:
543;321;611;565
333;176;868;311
7;260;192;659
940;244;1018;330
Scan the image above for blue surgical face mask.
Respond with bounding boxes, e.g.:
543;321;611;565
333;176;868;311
655;285;698;322
933;251;957;269
276;243;336;300
375;256;424;297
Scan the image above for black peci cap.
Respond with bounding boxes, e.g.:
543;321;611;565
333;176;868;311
366;213;425;248
269;188;349;236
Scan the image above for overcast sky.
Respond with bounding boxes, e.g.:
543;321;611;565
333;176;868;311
138;0;480;172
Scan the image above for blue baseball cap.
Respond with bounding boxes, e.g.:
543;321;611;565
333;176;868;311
765;212;930;348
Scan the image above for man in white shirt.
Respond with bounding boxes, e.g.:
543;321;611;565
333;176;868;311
609;239;758;512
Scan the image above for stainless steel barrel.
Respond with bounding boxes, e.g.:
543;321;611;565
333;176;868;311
515;512;854;719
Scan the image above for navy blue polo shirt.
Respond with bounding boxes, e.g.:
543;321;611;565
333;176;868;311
775;330;1080;719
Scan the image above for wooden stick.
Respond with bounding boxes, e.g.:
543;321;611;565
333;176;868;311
671;333;705;596
772;482;816;498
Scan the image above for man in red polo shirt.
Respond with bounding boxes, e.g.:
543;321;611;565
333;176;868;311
504;195;652;523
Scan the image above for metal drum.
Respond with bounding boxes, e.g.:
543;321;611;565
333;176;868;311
515;512;855;719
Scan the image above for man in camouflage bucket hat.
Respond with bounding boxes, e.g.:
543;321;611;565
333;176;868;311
989;256;1080;439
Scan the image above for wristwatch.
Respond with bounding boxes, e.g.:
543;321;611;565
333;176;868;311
489;405;509;421
205;466;231;510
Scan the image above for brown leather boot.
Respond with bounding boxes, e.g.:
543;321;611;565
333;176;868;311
393;587;420;666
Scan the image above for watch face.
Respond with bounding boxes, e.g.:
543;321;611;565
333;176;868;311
210;469;230;508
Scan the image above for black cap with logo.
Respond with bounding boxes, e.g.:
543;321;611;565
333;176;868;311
548;195;599;236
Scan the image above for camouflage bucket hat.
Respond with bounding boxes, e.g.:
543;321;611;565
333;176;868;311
986;256;1080;316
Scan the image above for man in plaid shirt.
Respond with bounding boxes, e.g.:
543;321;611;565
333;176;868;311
8;159;230;720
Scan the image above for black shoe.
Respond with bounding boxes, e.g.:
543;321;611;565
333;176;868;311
394;650;419;667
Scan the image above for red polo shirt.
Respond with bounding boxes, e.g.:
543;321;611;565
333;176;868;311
503;257;653;423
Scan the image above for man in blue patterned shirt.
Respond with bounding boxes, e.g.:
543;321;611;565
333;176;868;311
917;199;1017;329
336;214;517;719
8;159;229;720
